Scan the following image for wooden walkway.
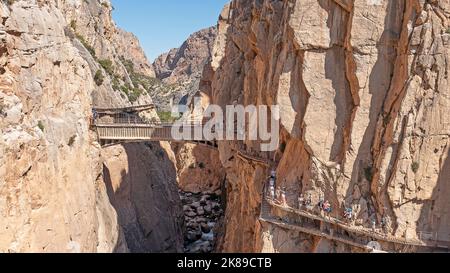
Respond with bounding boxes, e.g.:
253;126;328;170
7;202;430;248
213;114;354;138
236;151;270;167
95;123;219;147
260;187;450;252
268;200;450;248
92;105;222;147
260;194;377;252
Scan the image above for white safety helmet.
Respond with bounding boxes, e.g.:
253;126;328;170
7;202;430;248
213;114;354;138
269;178;275;186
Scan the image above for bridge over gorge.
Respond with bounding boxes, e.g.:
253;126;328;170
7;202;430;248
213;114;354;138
92;104;219;148
92;105;449;252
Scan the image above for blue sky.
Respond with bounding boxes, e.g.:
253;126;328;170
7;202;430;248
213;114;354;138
111;0;229;62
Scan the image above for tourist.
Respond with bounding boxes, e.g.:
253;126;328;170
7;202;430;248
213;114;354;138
318;198;324;212
323;200;332;215
344;207;353;221
381;216;388;233
269;185;275;200
92;109;98;119
304;194;313;211
371;219;377;232
270;170;277;187
269;178;275;188
275;187;281;204
92;109;99;125
298;194;304;209
281;187;287;207
268;178;275;199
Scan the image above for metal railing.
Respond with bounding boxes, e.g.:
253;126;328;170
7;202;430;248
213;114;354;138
261;180;450;250
93;104;155;114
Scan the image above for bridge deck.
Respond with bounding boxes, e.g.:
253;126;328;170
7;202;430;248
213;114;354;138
95;123;213;141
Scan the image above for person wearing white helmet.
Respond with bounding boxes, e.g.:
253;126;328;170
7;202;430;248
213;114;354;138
269;178;275;187
281;187;287;207
269;184;275;200
271;170;277;177
268;178;275;199
298;194;304;209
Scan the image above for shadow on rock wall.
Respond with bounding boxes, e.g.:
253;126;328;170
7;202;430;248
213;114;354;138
102;142;184;253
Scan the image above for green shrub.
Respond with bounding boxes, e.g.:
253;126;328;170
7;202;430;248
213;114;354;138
198;162;206;169
120;56;161;90
446;28;450;34
383;114;391;126
127;89;141;103
116;56;170;103
119;84;142;103
279;142;287;153
364;166;374;182
112;76;121;91
70;20;77;30
411;162;420;174
98;59;114;75
75;33;96;58
68;135;76;146
37;121;45;132
94;70;104;86
157;111;178;123
120;57;134;74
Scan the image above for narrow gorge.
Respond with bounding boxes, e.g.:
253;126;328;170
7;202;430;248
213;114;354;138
1;0;449;254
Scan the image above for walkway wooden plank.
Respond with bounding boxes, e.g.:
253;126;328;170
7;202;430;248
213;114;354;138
267;200;425;246
236;151;270;167
259;216;374;252
265;198;450;250
94;122;220;149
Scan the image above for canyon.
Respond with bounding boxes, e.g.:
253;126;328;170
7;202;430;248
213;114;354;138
1;0;449;254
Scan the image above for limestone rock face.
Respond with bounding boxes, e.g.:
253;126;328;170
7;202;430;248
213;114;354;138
152;26;224;194
172;143;225;194
59;0;157;108
153;27;216;88
102;143;184;253
0;0;122;252
152;27;217;109
0;0;182;253
205;0;450;253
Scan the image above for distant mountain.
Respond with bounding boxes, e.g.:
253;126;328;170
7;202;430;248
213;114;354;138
152;26;217;109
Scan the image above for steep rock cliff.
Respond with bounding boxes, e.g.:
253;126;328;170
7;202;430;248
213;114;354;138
151;27;216;110
204;0;450;253
59;0;157;108
153;27;216;100
152;26;224;194
0;0;183;253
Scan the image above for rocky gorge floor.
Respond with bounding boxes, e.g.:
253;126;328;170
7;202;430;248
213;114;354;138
180;190;224;253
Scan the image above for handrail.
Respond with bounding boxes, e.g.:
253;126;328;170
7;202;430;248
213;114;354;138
236;151;270;166
93;104;155;114
259;216;375;252
278;191;450;247
95;122;205;128
260;179;450;251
